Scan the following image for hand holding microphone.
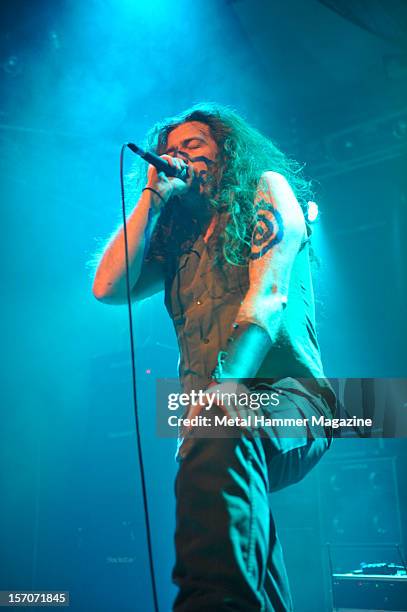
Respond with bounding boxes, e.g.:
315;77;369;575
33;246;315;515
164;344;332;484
127;143;199;211
145;153;196;207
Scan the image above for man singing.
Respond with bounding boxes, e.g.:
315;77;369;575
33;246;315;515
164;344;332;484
92;103;336;611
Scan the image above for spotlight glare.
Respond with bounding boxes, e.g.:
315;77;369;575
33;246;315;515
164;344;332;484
307;201;319;223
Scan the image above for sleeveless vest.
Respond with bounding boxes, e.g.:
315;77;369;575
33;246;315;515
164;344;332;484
157;209;335;415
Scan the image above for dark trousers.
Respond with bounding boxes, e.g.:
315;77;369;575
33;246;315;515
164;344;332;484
172;379;332;611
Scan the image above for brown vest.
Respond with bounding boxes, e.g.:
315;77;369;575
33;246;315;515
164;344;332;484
157;209;335;414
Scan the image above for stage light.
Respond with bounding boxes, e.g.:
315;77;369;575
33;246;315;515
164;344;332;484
307;201;319;223
2;55;22;76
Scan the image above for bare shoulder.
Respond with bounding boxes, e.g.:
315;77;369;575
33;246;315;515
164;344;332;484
258;171;300;205
256;171;306;235
261;170;287;183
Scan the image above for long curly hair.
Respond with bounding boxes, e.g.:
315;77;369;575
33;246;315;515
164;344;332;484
126;102;314;267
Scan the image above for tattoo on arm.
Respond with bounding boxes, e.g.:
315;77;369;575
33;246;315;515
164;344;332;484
250;200;285;260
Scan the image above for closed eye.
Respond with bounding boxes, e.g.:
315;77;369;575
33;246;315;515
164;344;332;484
165;138;205;155
184;138;205;149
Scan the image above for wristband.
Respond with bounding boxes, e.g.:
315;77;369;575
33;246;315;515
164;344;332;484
210;320;272;384
142;186;166;204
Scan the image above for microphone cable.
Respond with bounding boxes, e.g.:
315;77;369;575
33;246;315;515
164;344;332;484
119;144;159;612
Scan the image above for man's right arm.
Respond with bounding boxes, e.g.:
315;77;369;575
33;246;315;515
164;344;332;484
92;154;192;305
92;189;164;304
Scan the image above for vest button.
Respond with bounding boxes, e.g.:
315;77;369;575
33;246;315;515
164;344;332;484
202;338;210;344
196;299;202;305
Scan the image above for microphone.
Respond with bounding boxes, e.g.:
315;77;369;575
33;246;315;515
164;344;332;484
126;143;189;181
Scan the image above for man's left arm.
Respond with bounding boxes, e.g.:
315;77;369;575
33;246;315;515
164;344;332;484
212;170;307;383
